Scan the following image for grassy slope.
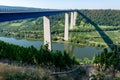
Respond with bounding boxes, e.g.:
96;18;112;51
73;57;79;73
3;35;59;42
0;62;49;80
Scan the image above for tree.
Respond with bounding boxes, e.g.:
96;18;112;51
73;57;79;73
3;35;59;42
94;47;120;79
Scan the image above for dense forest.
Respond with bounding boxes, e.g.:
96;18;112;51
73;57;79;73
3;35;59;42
80;10;120;26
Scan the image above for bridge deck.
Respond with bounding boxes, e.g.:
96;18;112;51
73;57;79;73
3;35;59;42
0;6;76;22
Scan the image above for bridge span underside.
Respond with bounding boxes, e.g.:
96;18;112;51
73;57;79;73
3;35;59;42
0;10;75;22
0;10;77;50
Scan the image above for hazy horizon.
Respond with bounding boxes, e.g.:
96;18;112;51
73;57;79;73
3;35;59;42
0;0;120;9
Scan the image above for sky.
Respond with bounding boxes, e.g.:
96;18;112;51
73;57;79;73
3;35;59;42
0;0;120;9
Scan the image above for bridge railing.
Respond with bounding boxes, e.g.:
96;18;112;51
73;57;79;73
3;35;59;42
50;65;80;76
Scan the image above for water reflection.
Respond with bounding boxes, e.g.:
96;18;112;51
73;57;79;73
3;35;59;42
64;44;75;57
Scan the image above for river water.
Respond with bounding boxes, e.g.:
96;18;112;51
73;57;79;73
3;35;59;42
0;37;109;59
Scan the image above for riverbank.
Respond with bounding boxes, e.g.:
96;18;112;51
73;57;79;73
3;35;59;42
0;37;109;59
2;36;109;48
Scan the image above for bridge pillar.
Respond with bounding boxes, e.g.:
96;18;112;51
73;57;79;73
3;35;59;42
70;12;74;30
64;13;69;41
73;12;77;26
43;16;51;50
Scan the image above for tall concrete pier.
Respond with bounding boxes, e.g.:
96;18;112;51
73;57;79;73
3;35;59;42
73;12;77;26
70;12;77;29
43;12;77;50
64;13;69;41
70;12;74;30
43;16;52;50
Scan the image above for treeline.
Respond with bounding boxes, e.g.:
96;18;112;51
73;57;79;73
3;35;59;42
79;10;120;26
49;10;120;27
0;40;78;70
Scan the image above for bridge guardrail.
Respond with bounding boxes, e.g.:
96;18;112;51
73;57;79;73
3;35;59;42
50;65;80;76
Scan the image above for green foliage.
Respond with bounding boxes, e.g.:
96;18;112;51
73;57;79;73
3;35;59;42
94;48;120;70
94;48;120;79
0;40;78;69
80;10;120;26
83;57;92;64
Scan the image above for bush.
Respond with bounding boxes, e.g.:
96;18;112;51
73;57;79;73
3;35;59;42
0;40;79;69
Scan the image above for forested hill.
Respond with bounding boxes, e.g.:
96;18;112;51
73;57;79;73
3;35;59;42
79;10;120;26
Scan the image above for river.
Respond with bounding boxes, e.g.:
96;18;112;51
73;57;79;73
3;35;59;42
0;37;110;59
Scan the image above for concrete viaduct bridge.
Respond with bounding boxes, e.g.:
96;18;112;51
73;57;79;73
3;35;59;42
0;6;114;50
0;7;78;50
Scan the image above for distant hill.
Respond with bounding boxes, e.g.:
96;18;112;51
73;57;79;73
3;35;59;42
80;10;120;26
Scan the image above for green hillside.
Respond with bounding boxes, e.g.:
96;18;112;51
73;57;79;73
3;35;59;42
80;10;120;26
0;9;120;47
